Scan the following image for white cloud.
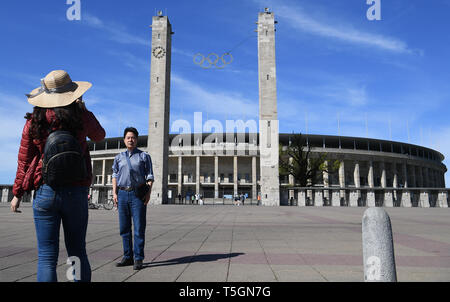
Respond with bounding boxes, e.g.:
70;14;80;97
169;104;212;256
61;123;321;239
106;50;149;71
256;0;415;54
83;13;148;46
0;91;33;184
171;74;258;120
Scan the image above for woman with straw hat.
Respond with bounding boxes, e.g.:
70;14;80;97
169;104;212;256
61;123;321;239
10;70;105;282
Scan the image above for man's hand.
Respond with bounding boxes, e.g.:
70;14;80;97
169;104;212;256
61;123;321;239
113;193;118;206
144;189;151;205
10;196;22;213
143;181;153;205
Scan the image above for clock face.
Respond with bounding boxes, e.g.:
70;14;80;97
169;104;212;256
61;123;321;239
152;46;166;59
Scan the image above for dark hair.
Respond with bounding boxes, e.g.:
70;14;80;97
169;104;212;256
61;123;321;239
123;127;138;138
25;101;84;140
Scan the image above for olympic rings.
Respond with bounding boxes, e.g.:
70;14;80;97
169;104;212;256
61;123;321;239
193;52;233;69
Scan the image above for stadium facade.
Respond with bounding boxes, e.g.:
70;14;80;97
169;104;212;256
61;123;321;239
85;10;448;208
2;10;447;207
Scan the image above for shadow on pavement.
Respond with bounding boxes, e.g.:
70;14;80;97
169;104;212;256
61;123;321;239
143;252;244;268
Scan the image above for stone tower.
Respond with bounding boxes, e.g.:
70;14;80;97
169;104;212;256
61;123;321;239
148;12;172;205
257;9;280;206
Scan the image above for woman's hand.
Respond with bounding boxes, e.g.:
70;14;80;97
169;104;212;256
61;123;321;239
10;196;22;213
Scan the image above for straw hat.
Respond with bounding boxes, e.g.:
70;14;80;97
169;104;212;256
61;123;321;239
26;70;92;108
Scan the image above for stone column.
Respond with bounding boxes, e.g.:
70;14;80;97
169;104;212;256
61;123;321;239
392;162;398;205
323;160;330;203
252;156;257;202
297;190;306;207
401;190;412;207
368;160;374;188
1;187;10;203
438;191;448;208
196;156;200;195
354;161;361;188
147;14;173;205
402;163;408;188
92;188;100;204
339;160;346;188
380;162;386;188
314;189;323;207
419;190;430;208
178;156;182;198
367;160;375;207
288;157;295;201
350;161;360;207
339;160;345;204
381;162;392;207
258;10;280;206
307;158;312;202
214;156;219;199
401;164;412;207
331;189;341;207
102;159;106;186
384;189;394;207
392;163;398;188
233;156;238;196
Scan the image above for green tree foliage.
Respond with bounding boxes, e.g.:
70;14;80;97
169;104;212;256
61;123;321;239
279;133;340;187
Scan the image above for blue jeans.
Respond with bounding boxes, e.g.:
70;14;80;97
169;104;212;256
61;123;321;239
118;190;147;261
33;184;91;282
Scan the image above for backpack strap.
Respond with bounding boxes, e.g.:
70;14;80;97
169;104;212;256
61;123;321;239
125;151;139;189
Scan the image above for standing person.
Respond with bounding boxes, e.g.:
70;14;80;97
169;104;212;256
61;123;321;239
112;127;154;270
10;70;105;282
178;193;182;204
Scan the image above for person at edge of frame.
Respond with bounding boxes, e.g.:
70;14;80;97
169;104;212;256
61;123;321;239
10;70;106;282
112;127;154;270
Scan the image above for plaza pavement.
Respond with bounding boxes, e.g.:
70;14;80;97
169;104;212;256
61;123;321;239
0;203;449;282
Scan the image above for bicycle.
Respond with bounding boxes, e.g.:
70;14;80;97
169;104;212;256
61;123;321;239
87;194;116;210
102;197;115;210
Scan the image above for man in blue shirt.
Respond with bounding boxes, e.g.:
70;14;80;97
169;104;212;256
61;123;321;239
112;127;154;270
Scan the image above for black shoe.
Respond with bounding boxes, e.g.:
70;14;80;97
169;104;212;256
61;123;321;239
116;257;134;267
133;260;143;270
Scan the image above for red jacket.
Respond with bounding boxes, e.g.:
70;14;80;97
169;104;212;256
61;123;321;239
13;109;105;198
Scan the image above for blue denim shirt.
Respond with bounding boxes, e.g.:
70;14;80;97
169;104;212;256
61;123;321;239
112;148;154;188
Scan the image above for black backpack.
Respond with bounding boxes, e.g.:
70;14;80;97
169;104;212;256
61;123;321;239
42;130;87;187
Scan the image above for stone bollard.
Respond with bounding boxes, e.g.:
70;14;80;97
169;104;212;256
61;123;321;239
362;207;397;282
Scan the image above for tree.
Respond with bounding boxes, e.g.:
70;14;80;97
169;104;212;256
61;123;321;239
279;133;339;187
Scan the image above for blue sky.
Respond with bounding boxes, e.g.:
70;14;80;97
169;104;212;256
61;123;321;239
1;0;450;185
